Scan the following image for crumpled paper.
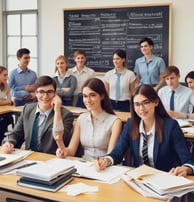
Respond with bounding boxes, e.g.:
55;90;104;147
60;182;99;196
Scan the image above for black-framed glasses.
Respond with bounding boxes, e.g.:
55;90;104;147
36;90;55;96
133;99;152;108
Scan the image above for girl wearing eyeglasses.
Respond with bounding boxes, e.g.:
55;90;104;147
96;84;194;177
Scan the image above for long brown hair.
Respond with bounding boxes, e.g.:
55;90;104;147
0;66;8;91
82;78;115;115
130;84;170;143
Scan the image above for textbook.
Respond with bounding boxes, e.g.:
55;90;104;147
20;167;77;185
16;158;75;181
0;150;33;167
17;175;73;192
122;165;194;200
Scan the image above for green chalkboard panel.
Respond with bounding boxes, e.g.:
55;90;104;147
64;4;171;72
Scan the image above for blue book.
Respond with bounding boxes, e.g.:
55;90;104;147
17;175;73;192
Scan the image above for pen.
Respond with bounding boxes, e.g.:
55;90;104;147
15;162;37;170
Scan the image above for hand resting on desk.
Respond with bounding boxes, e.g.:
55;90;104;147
2;141;15;154
96;157;193;177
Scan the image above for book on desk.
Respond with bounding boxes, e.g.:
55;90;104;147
122;164;194;200
16;158;77;192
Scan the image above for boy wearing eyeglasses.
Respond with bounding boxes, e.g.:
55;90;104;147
2;76;74;155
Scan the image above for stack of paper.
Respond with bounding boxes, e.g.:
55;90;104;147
53;159;130;183
16;158;76;192
0;149;33;167
122;165;194;200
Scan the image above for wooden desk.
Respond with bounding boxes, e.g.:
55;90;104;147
0;105;13;115
1;105;130;123
0;151;166;202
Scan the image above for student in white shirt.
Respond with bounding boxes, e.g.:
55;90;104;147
104;49;136;112
69;50;95;107
158;66;194;119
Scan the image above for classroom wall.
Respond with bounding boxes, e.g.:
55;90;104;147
1;0;194;81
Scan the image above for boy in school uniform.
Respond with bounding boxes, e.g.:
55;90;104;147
2;76;74;155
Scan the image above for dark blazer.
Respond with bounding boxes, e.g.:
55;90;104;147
5;102;74;155
109;118;194;172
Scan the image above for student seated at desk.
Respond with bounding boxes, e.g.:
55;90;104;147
96;84;194;177
185;71;194;91
2;76;74;155
185;71;194;113
56;78;122;161
158;66;194;119
0;66;14;143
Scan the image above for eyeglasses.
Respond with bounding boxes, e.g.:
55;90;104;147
133;100;152;108
36;90;55;96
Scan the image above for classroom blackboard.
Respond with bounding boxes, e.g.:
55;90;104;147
64;4;171;72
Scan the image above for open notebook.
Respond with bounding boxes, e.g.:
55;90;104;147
0;150;33;167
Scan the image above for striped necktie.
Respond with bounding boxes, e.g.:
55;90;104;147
30;112;40;151
142;133;149;165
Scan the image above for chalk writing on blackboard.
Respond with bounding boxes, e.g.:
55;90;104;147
64;5;171;72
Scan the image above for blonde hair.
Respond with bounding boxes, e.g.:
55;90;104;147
54;55;68;72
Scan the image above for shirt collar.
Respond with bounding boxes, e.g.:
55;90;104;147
166;84;181;93
17;65;29;73
35;105;52;117
72;66;87;73
113;68;126;75
86;110;107;123
54;71;71;78
139;119;155;136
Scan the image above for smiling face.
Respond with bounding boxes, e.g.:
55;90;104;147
140;41;153;56
74;54;86;69
133;94;158;122
0;69;8;83
82;86;104;111
35;84;56;111
113;53;125;69
186;77;194;91
56;58;68;75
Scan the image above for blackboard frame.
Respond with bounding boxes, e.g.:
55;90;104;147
63;3;172;72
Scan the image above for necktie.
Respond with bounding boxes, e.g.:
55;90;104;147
170;90;175;111
142;133;149;165
30;112;40;151
115;73;121;100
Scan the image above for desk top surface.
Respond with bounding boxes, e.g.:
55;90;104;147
0;151;169;202
0;105;130;122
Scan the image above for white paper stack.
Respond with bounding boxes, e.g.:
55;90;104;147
122;165;194;200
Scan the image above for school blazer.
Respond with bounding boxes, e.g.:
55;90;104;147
6;102;74;155
109;118;194;172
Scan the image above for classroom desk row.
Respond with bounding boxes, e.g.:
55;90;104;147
1;104;194;138
0;105;130;122
0;149;191;202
